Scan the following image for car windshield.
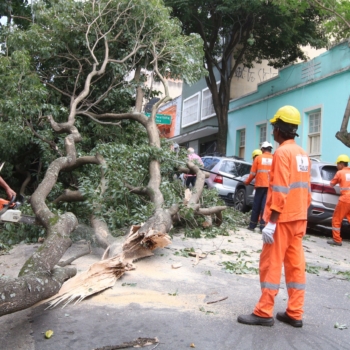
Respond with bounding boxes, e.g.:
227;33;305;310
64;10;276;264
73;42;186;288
219;161;251;177
320;165;337;181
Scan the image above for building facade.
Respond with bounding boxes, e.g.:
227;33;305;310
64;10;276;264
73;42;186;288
227;40;350;163
171;60;280;155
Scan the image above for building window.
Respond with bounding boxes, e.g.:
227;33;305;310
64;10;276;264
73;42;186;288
201;83;220;120
259;124;267;145
182;92;200;127
238;129;246;159
308;111;321;156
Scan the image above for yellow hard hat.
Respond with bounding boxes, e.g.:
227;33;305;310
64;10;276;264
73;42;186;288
336;154;350;163
252;149;262;159
270;105;301;125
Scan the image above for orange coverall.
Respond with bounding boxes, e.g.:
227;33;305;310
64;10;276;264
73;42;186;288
245;153;273;188
330;167;350;243
253;139;311;320
245;152;273;229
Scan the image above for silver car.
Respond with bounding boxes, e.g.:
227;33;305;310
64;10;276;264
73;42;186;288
202;156;253;211
308;159;340;227
242;159;342;225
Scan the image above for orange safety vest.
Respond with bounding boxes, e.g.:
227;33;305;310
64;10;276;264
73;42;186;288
245;152;273;188
330;167;350;204
263;139;311;223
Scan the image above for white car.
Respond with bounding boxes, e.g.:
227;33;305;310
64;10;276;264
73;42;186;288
202;156;253;211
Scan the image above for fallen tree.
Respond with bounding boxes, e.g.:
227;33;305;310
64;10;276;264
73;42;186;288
0;0;226;316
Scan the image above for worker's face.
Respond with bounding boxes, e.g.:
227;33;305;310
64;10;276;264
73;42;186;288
337;162;345;170
272;125;280;144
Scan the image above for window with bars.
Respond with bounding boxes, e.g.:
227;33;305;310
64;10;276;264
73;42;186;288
201;83;219;120
259;124;267;145
182;93;200;127
239;129;246;159
308;111;321;156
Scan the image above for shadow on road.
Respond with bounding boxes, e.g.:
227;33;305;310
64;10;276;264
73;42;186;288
307;223;350;242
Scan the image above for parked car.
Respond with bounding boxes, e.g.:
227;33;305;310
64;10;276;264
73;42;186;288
242;158;344;227
202;156;253;211
307;159;340;227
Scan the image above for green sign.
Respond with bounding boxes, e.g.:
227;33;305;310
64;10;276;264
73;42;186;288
145;113;172;125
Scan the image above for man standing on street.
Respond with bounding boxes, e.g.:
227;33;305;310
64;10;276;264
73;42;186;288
185;147;204;188
327;154;350;246
245;142;273;232
237;105;311;328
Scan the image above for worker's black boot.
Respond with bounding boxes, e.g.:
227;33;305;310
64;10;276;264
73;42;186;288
276;312;303;327
327;239;342;246
237;313;274;326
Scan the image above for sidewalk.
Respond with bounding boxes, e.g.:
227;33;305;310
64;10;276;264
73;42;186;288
1;227;350;349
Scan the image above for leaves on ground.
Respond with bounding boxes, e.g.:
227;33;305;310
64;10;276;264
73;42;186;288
334;322;348;330
220;260;258;275
44;330;54;339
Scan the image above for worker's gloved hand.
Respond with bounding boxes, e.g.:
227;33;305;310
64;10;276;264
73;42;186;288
262;222;276;244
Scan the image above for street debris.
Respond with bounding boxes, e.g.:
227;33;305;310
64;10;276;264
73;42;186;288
44;330;54;339
171;262;182;269
334;322;348;330
206;296;228;305
93;337;159;349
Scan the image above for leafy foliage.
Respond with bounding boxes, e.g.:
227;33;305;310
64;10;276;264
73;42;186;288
221;259;259;275
275;0;350;43
0;0;206;246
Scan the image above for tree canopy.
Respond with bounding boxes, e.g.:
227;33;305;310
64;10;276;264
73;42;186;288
278;0;350;41
165;0;329;154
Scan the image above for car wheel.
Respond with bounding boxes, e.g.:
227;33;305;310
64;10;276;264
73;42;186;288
233;188;248;212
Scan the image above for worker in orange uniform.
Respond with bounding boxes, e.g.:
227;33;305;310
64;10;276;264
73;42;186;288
327;154;350;246
237;105;311;328
245;142;273;232
0;176;16;200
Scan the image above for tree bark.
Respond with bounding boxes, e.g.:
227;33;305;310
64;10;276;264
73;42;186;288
336;95;350;147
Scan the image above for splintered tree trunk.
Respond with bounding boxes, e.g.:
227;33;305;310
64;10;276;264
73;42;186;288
45;209;173;308
336;96;350;147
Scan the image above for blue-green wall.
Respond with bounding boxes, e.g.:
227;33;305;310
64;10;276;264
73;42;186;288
227;41;350;163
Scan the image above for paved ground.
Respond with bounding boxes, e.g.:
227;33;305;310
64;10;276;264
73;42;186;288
1;227;350;350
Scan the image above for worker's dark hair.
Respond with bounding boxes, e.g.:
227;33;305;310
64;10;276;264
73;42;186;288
339;162;349;167
273;119;299;139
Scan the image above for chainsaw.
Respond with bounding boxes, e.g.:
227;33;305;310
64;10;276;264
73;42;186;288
0;195;37;225
0;162;37;225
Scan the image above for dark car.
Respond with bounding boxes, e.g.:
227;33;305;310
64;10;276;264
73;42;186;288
202;156;254;211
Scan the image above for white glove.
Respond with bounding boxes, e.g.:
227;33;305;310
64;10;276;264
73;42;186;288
262;222;276;244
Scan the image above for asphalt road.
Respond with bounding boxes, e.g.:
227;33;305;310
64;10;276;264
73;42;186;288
1;226;350;350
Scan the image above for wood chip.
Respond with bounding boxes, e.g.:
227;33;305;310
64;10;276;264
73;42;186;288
189;252;207;259
171;263;182;269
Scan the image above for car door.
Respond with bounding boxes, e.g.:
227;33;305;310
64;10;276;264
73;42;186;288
218;160;240;192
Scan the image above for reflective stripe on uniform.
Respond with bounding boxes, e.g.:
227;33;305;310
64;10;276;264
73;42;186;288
250;171;256;176
332;227;341;231
286;282;305;290
272;185;289;194
257;169;269;173
340;187;350;191
290;181;309;189
260;282;280;290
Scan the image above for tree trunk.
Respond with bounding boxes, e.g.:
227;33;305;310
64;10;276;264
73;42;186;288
0;213;78;316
